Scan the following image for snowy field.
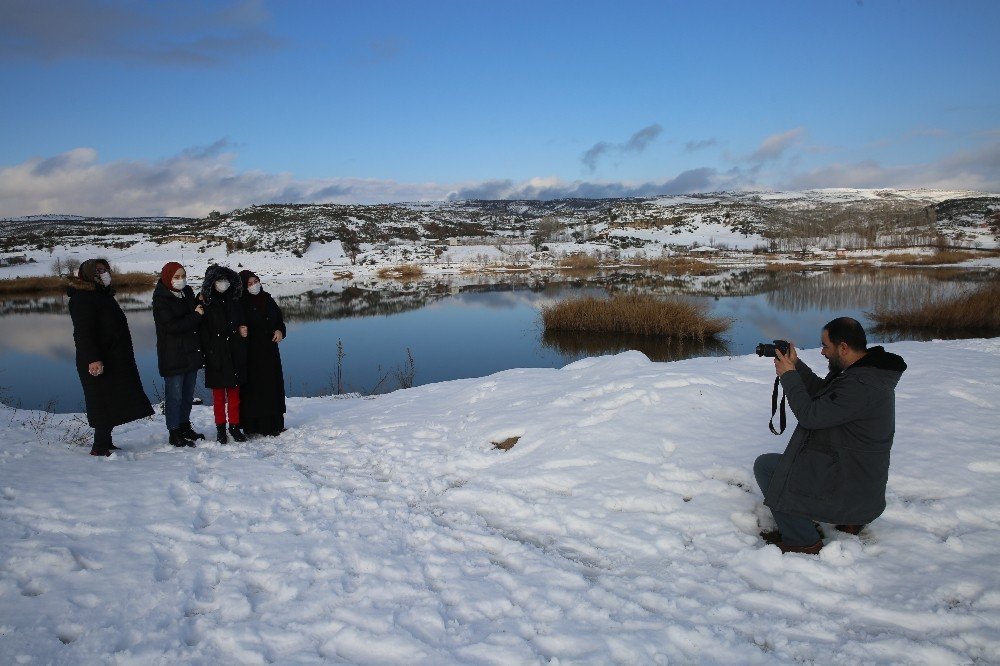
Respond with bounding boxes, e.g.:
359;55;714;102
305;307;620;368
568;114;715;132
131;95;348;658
1;339;999;664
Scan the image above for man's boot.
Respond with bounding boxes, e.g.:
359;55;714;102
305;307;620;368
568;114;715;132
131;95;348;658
228;424;248;442
169;429;195;448
180;421;205;441
216;424;228;444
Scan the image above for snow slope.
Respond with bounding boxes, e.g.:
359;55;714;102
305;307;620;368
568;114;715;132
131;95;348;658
1;339;999;663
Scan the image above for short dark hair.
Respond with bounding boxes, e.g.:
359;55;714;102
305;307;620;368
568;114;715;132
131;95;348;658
823;317;867;352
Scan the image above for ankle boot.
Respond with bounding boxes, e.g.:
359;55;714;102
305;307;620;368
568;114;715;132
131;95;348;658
180;421;206;441
169;429;195;448
228;424;248;442
216;424;228;444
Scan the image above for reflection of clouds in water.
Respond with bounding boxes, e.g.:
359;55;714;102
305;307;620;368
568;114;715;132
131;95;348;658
0;314;76;361
0;310;158;362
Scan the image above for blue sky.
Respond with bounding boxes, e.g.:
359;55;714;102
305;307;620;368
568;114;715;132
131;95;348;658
1;0;998;216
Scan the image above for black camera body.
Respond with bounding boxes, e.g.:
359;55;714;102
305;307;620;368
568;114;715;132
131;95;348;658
756;339;790;358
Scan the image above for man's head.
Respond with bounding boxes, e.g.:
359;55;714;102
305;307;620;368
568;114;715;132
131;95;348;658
821;317;868;372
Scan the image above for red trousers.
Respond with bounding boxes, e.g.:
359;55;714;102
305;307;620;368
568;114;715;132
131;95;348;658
212;387;240;425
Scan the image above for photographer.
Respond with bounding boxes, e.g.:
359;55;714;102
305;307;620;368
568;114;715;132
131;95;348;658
753;317;907;554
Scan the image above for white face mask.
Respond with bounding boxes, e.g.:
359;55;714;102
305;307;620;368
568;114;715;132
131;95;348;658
214;280;230;293
99;272;112;287
247;282;262;295
172;278;187;291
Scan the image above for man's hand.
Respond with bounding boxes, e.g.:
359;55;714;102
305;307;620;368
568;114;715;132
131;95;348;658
774;343;798;377
272;330;283;343
88;361;104;376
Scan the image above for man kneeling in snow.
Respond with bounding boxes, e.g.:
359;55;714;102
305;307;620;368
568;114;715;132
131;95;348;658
754;317;907;554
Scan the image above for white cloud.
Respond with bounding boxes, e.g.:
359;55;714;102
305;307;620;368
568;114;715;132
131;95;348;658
748;127;807;163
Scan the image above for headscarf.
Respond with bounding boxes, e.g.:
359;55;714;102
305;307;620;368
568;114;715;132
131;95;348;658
161;261;184;291
239;269;267;305
78;258;111;285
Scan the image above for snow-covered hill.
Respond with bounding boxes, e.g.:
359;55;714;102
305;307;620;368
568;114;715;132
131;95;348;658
1;339;998;662
3;189;997;264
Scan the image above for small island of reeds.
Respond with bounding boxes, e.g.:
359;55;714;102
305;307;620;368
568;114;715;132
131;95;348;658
867;280;1000;334
541;293;733;341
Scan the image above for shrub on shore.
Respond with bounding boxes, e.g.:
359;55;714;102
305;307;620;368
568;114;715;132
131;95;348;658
559;254;600;271
0;272;156;295
637;257;717;275
883;250;981;265
541;293;732;340
868;281;1000;333
377;264;424;279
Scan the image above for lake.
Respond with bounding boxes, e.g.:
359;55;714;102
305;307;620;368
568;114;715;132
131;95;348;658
0;267;994;412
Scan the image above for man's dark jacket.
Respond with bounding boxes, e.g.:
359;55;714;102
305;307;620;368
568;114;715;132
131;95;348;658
152;280;203;377
68;276;153;428
763;347;907;525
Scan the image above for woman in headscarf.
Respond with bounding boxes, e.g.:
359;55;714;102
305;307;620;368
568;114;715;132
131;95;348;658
238;270;287;437
67;259;154;456
152;261;205;447
198;264;248;443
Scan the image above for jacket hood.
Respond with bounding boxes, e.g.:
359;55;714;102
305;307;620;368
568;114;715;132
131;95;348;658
848;346;906;389
201;264;243;305
65;274;113;297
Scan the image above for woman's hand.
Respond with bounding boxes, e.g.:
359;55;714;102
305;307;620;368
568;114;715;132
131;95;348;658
195;304;205;315
88;361;104;376
272;330;283;343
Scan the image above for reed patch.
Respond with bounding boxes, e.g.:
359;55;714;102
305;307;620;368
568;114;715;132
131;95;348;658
541;293;732;340
377;264;425;280
868;281;1000;333
0;272;156;295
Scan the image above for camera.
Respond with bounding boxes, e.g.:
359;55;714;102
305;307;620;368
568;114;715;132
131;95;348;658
756;339;790;358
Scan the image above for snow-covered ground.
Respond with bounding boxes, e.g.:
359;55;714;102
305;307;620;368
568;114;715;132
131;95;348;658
2;339;999;663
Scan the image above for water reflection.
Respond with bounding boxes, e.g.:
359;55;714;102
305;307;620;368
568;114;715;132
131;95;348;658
1;267;995;411
542;330;729;363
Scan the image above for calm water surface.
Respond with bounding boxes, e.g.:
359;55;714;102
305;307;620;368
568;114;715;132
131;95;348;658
0;268;994;412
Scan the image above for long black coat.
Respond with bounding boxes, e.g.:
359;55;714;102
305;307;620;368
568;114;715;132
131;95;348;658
239;291;287;419
198;266;247;389
764;347;907;525
152;281;203;377
68;279;154;429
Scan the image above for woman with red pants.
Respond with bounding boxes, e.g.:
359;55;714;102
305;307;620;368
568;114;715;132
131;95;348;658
198;264;248;443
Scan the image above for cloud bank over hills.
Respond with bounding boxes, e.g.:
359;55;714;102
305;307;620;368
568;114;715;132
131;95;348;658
1;139;998;218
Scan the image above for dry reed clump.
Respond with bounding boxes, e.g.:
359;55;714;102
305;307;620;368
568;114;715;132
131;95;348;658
558;254;600;271
883;250;979;265
377;264;424;279
541;293;732;340
0;271;155;295
868;281;1000;333
637;257;717;275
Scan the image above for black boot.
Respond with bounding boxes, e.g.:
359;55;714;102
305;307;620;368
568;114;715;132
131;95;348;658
216;424;228;444
228;424;248;443
180;421;205;441
91;427;114;456
169;429;196;448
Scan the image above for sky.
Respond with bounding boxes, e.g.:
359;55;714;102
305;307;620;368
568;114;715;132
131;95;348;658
1;0;999;217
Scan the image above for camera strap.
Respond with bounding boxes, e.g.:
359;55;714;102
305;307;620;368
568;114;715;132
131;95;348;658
769;376;786;435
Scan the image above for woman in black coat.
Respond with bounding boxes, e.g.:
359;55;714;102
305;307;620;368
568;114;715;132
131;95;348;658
238;270;287;436
198;264;248;443
68;259;154;456
152;261;205;448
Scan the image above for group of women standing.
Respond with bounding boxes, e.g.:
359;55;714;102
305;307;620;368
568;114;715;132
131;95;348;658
68;259;287;456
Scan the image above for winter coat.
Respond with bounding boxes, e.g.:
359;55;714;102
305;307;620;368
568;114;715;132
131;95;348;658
198;265;247;389
763;347;907;525
239;289;287;419
152;280;204;377
67;278;154;428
